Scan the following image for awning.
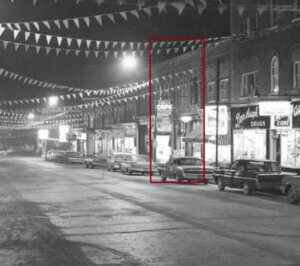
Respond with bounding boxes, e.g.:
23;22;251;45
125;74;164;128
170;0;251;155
183;125;230;145
182;125;203;143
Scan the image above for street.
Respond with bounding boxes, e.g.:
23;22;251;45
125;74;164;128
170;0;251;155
0;156;299;265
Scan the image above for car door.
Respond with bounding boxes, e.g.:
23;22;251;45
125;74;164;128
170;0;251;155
164;159;174;178
223;161;238;186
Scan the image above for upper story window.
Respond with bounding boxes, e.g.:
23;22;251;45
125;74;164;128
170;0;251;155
270;0;279;27
241;72;258;97
241;12;258;35
294;0;300;19
294;60;300;89
190;77;198;105
220;79;229;100
270;56;279;93
207;82;216;102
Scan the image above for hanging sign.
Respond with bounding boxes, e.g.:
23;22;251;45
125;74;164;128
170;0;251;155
259;101;291;116
271;115;292;130
205;105;228;135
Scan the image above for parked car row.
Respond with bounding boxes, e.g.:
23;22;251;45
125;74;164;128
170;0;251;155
44;150;84;164
213;159;300;205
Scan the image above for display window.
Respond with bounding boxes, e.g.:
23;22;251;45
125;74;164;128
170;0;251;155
233;129;266;160
280;129;300;168
156;135;171;163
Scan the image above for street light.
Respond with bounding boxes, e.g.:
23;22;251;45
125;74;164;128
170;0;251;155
121;55;137;70
48;96;58;107
28;113;35;120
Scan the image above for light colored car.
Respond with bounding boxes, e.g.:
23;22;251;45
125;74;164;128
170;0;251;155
120;154;157;175
85;153;108;169
107;152;130;171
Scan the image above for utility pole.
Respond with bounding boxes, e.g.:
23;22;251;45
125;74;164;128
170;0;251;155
215;59;220;168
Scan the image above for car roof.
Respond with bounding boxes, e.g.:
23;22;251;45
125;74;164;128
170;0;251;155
173;157;201;160
114;152;131;155
236;159;277;163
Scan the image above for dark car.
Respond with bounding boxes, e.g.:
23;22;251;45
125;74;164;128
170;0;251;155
160;157;214;182
107;152;130;171
120;154;157;175
58;152;85;164
213;159;286;195
281;175;300;204
84;153;108;169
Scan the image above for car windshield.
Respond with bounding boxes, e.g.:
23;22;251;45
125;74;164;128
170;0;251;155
132;155;149;162
173;158;202;166
246;161;280;172
115;154;128;159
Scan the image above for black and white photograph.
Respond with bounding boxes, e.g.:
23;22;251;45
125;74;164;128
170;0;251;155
0;0;300;265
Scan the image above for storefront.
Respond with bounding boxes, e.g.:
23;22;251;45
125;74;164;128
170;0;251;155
231;105;270;160
111;123;136;154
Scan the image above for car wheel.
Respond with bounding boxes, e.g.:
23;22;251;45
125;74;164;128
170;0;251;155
288;185;299;204
243;183;252;195
217;178;225;191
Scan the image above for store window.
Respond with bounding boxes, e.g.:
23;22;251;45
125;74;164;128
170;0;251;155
220;79;229;100
294;0;300;19
270;0;279;27
294;60;300;89
270;56;279;94
207;82;216;102
241;72;257;97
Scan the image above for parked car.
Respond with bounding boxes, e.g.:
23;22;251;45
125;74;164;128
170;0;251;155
281;175;300;204
58;152;85;164
107;152;130;171
45;150;62;161
160;157;215;182
84;153;108;168
120;154;157;175
213;159;286;195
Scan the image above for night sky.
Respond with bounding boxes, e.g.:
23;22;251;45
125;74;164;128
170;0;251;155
0;0;229;102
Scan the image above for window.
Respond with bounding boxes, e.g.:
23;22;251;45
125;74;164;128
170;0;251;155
220;79;229;100
190;77;198;105
241;72;257;97
207;82;216;102
241;12;258;34
270;56;279;93
270;0;279;27
294;61;300;89
294;0;300;19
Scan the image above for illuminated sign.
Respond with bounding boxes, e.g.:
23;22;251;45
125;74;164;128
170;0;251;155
205;105;228;135
259;101;291;116
157;100;173;111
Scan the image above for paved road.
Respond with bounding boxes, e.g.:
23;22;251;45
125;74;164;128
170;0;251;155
0;156;299;266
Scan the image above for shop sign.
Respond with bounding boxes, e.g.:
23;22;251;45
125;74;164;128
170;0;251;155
292;101;300;128
157;99;173;111
205;105;228;135
231;105;270;130
271;115;291;130
259;101;291;116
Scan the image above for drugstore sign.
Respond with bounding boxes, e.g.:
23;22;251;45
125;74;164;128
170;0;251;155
231;105;270;130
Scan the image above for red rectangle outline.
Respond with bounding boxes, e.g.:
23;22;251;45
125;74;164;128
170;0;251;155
148;37;206;184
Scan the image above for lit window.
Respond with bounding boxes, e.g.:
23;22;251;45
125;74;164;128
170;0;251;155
241;72;258;96
294;60;300;89
270;56;279;93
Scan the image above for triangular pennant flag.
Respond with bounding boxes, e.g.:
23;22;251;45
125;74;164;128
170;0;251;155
0;27;5;37
24;31;30;41
96;40;101;49
57;36;62;46
73;18;80;28
94;50;99;58
24;44;29;52
32;22;40;31
238;4;246;16
42;21;51;30
104;51;109;58
129;42;134;50
23;22;30;31
66;38;72;47
174;47;179;54
35;33;41;43
85;50;90;57
218;3;227;15
96;0;105;6
83;17;90;27
257;5;267;16
86;40;91;49
13;30;20;40
62;19;69;29
130;10;140;18
119;11;128;21
65;49;71;55
107;14;115;23
143;7;152;17
170;2;186;15
45;47;51;55
112;42;118;48
14;43;20;51
53;20;61;29
55;48;61;56
46;35;52;45
75;50;80;56
137;42;142;49
114;51;118;58
121;42;126;49
157;1;167;13
14;23;21;31
77;39;82;48
137;0;145;9
6;23;13;30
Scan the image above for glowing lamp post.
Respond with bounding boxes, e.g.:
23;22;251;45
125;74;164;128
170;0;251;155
48;96;58;107
38;129;49;155
28;113;35;120
121;55;137;70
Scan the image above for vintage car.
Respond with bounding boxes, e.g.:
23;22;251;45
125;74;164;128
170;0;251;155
160;156;214;182
120;154;157;175
281;175;300;204
45;150;66;162
58;152;85;164
106;152;130;171
213;159;286;195
84;153;108;169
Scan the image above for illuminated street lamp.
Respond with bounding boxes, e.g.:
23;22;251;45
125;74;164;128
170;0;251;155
28;112;35;120
121;55;137;70
48;96;58;106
